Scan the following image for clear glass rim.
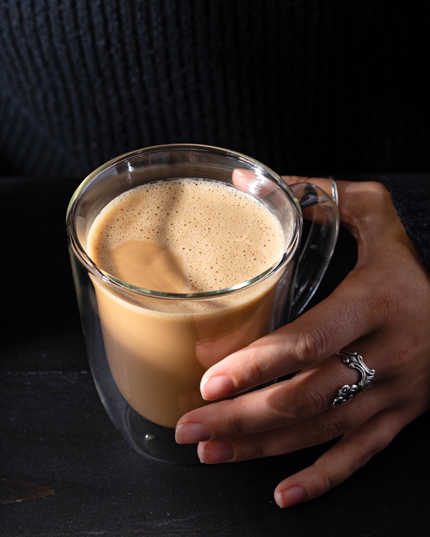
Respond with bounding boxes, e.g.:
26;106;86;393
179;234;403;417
66;143;302;300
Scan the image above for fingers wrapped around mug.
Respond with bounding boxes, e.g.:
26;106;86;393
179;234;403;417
175;330;382;459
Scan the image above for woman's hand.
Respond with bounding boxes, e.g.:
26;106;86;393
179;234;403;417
175;178;430;507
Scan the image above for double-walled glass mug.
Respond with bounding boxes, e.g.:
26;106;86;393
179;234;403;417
66;144;339;464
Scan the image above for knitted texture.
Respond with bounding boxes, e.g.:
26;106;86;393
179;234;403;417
1;0;429;178
382;176;430;274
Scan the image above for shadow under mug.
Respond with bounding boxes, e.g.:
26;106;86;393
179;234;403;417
66;144;339;464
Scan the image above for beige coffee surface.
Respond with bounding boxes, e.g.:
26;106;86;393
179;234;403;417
87;179;290;428
88;179;285;293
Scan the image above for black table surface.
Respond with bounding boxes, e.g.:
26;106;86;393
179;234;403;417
1;175;430;536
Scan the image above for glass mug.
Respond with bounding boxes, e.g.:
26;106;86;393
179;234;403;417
66;144;339;464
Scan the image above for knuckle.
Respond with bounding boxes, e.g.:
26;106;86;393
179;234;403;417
232;436;266;462
366;274;403;326
311;413;344;444
248;438;265;460
351;442;374;472
288;386;326;421
229;418;249;437
313;463;337;493
358;181;390;212
347;181;391;230
215;400;251;438
246;355;267;387
294;324;331;366
367;181;389;202
347;266;402;328
311;442;373;494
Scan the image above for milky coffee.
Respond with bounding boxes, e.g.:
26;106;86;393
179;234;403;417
87;179;290;428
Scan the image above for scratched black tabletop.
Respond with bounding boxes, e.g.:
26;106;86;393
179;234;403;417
1;175;429;537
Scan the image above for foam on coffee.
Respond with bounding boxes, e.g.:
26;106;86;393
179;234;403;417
88;179;285;293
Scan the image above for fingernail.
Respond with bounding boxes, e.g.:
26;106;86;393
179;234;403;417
277;487;307;508
201;375;234;400
198;441;235;464
175;423;210;444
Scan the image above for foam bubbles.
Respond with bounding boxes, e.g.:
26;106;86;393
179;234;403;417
88;179;287;292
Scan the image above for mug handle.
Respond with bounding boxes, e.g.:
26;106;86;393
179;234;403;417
288;182;340;319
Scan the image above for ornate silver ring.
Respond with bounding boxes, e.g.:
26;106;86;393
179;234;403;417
332;351;375;407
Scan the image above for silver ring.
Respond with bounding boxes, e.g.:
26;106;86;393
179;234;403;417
329;176;339;206
332;351;375;407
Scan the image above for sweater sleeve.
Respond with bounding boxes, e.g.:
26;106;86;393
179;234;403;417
381;175;430;274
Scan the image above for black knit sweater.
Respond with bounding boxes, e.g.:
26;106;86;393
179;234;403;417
1;0;429;268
